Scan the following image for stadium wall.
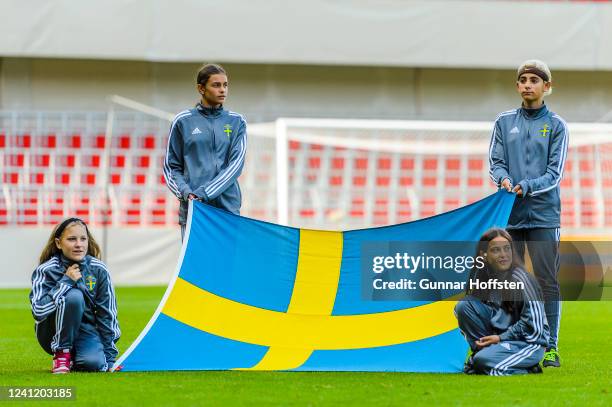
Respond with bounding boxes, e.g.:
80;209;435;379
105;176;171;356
0;227;180;289
2;57;612;122
2;1;612;70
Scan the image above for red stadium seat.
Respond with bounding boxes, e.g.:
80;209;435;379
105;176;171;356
445;177;460;187
377;157;391;170
69;134;82;149
446;159;460;170
16;134;31;148
33;154;50;167
376;177;390;186
299;209;315;218
133;174;146;185
40;134;57;148
329;176;342;186
112;155;126;168
423;177;437;186
56;173;71;185
353;176;366;186
95;134;106;149
83;154;101;168
30;173;45;184
424;158;437;170
332;157;344;169
355;158;368;170
136;156;150;168
3;173;19;184
142;135;156;149
58;154;76;168
308;157;321;168
401;158;414;170
468;177;483;187
5;153;24;167
81;174;96;185
399;177;413;186
118;134;131;149
468;159;483;170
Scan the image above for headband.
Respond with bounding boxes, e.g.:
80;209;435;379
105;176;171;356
54;217;86;239
517;67;549;82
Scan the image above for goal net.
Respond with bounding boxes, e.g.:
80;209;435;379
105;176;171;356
246;118;612;237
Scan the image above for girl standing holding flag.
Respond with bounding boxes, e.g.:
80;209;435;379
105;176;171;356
488;60;568;367
30;218;120;373
163;63;248;239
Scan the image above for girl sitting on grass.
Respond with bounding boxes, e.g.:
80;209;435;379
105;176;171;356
455;228;549;375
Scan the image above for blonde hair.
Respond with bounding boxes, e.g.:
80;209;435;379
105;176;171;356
517;59;553;96
39;218;101;264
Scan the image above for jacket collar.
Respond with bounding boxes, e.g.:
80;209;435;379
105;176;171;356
519;103;548;120
58;253;90;268
196;102;224;118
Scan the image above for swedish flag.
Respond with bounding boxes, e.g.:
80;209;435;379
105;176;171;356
115;191;514;372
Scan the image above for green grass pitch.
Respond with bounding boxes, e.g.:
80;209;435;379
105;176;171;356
1;287;610;406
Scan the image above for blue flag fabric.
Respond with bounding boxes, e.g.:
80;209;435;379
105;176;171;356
115;191;515;372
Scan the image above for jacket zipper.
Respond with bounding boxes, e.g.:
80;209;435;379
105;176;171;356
210;118;218;173
525;118;532;227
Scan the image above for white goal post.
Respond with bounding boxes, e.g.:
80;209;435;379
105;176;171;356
259;118;612;234
103;96;612;235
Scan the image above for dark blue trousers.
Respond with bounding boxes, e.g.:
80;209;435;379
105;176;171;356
455;297;544;375
508;228;561;349
35;288;107;371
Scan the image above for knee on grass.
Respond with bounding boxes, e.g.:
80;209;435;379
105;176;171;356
74;352;107;372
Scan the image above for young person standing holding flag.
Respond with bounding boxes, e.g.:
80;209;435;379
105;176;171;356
488;60;568;367
163;63;247;239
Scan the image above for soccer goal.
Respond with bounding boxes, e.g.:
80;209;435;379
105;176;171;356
247;118;612;237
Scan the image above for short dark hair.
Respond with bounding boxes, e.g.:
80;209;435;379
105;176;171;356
196;63;226;86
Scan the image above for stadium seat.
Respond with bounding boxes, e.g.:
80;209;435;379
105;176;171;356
141;134;156;149
68;134;82;149
56;173;71;185
39;134;57;148
95;134;106;149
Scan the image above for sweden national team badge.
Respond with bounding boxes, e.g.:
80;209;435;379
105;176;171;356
540;123;550;137
223;124;232;138
86;275;97;292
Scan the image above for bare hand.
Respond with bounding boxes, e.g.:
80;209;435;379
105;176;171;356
512;184;523;197
501;178;513;192
65;264;82;282
475;335;500;348
188;194;199;201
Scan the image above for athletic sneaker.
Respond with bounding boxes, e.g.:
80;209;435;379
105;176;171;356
52;349;71;374
463;350;476;375
527;363;543;374
463;357;476;374
542;347;561;368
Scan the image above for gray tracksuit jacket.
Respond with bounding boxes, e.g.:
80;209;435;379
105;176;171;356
29;254;121;364
163;104;247;225
488;104;569;229
469;266;550;346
